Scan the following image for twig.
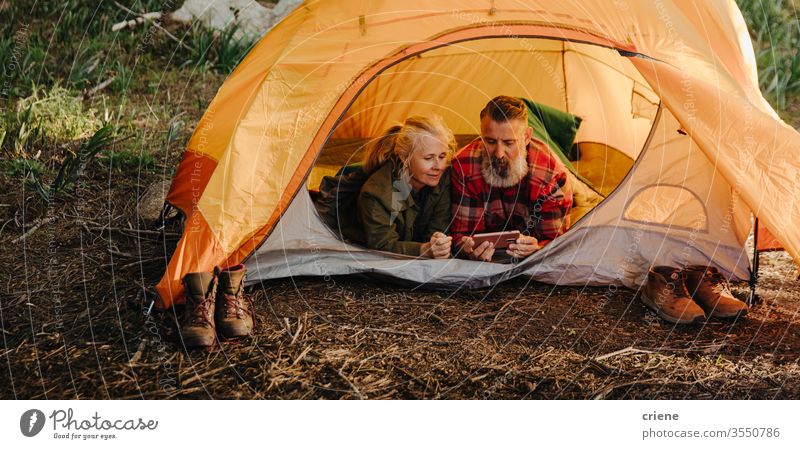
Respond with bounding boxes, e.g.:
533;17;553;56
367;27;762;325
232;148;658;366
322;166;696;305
337;366;364;399
493;299;525;322
89;226;180;237
591;373;724;400
654;343;726;354
118;257;163;270
83;77;115;100
0;218;15;237
128;340;148;366
111;11;162;31
11;216;56;244
395;366;426;390
426;310;445;325
594;346;654;361
290;320;303;346
290;345;313;367
108;249;139;259
359;326;450;345
181;364;233;387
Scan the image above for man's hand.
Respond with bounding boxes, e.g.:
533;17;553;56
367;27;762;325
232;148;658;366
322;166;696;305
458;236;495;262
506;235;538;259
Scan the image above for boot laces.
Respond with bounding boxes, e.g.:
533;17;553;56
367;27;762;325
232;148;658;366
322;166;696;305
705;270;733;295
187;295;214;327
223;290;256;325
667;271;690;297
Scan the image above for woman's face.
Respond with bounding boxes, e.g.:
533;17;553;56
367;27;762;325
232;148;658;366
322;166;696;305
407;133;449;191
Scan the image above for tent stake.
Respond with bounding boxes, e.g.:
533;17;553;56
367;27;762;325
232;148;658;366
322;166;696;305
748;218;760;306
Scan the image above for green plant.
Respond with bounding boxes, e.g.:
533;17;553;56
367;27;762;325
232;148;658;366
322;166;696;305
737;0;800;109
98;147;155;172
180;22;255;74
0;29;39;97
1;104;48;159
68;47;103;90
56;8;92;41
184;24;216;71
165;119;184;146
15;84;102;141
111;59;135;94
214;24;255;74
29;123;116;203
1;157;46;179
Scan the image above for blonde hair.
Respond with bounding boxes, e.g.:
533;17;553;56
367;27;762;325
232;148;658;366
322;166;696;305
363;115;456;182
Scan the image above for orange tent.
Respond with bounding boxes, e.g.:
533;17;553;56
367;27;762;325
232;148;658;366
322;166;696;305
156;0;800;308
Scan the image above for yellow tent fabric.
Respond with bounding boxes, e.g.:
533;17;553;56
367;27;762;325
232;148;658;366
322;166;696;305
156;0;800;308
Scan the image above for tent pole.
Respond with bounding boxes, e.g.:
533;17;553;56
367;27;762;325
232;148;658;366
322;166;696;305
748;217;760;306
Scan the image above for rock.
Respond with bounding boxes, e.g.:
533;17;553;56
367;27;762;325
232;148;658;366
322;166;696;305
138;178;172;222
170;0;302;40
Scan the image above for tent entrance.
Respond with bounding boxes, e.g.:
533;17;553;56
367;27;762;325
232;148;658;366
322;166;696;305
307;36;661;235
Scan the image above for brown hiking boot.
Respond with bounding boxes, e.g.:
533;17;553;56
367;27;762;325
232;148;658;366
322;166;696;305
640;266;706;324
683;266;748;319
180;270;218;347
215;264;255;338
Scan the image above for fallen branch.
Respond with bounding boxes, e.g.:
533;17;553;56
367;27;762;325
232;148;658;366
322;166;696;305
118;257;164;270
11;216;56;244
83;77;115;100
127;340;148;367
108;249;140;259
359;326;450;345
111;11;162;32
594;346;654;362
113;2;192;51
89;226;180;237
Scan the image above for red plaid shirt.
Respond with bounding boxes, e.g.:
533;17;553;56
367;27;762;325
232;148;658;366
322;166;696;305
450;138;573;246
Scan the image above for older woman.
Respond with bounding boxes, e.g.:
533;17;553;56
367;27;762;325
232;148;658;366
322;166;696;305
356;115;455;258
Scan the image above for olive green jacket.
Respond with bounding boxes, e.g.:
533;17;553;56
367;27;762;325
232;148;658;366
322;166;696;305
357;161;451;256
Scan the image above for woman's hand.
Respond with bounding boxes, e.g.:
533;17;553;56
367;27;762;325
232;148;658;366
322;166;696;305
421;232;452;259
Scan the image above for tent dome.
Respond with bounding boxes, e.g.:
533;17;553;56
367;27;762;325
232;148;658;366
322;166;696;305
156;0;800;308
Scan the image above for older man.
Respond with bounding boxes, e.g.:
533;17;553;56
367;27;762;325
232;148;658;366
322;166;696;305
451;96;573;261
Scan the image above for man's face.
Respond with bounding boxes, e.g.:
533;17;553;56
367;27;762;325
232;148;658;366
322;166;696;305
480;116;531;179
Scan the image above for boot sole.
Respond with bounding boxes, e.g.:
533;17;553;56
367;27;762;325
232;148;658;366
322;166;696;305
181;334;217;348
705;308;749;319
218;325;253;339
640;291;705;324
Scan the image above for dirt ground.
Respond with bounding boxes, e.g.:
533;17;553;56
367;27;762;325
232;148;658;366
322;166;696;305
1;177;799;399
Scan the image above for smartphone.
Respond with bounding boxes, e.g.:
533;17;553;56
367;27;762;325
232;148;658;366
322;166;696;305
470;230;521;250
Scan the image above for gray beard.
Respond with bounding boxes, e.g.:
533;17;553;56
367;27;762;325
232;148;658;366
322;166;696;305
481;152;529;188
